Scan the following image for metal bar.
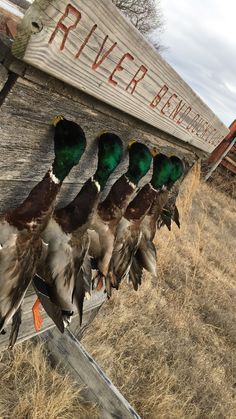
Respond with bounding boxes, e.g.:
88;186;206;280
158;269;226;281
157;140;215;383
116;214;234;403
221;159;236;174
205;137;236;180
224;156;236;167
207;119;236;164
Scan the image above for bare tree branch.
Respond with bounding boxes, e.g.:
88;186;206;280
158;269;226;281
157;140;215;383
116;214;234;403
112;0;164;51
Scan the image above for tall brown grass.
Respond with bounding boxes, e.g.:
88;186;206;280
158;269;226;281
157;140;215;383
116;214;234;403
83;162;236;418
207;167;236;199
1;162;235;418
0;341;98;419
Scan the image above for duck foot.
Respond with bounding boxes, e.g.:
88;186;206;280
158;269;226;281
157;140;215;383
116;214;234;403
62;310;74;328
32;298;43;331
92;270;104;290
105;274;113;298
33;274;65;333
9;306;22;349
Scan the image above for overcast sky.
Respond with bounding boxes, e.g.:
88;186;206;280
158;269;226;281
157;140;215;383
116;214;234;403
158;0;236;127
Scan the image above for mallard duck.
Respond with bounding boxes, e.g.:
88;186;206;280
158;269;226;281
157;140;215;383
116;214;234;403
89;141;153;293
107;153;173;293
0;115;86;347
129;156;185;291
157;157;185;231
32;132;124;332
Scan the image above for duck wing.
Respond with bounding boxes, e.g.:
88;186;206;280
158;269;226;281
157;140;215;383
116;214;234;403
157;184;180;231
109;218;142;290
0;229;42;334
128;253;143;291
128;236;157;291
0;171;63;343
72;232;91;325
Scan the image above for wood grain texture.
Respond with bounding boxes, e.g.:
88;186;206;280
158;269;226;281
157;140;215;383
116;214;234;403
12;0;229;153
0;38;199;353
0;63;8;90
0;286;106;351
0;74;196;213
45;328;141;419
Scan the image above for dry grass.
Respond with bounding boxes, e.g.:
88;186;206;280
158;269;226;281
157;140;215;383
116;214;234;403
0;162;235;419
0;341;98;419
208;167;236;199
83;162;236;418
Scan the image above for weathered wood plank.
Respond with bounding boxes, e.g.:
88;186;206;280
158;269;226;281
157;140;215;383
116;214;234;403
0;287;106;351
45;328;141;419
0;62;8;90
12;0;229;153
0;71;196;212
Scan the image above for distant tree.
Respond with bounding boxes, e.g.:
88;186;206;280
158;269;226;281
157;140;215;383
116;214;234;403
112;0;164;51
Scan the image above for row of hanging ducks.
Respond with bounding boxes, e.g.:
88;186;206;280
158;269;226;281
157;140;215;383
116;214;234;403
0;116;184;347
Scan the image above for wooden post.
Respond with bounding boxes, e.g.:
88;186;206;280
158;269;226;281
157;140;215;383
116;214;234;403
44;328;141;419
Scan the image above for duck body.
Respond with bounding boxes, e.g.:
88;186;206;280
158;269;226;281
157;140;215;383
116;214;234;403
0;170;61;345
0;116;86;345
90;142;153;285
38;179;100;330
128;188;169;290
157;183;180;231
35;133;124;329
109;183;167;291
107;184;154;284
108;154;174;292
156;156;185;232
91;174;137;278
129;156;185;290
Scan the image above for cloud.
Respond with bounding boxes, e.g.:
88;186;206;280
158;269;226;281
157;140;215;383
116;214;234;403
157;0;236;126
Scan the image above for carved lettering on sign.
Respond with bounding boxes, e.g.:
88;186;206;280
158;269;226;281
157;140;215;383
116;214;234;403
92;36;117;70
126;65;148;95
150;85;169;109
109;53;134;86
75;24;97;59
12;0;223;151
161;94;178;115
49;4;81;51
179;106;192;127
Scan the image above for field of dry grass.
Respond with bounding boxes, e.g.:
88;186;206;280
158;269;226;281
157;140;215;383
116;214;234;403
208;167;236;199
83;163;236;418
0;341;98;418
0;163;235;418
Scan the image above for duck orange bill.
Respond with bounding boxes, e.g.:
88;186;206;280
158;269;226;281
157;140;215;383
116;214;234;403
32;274;65;334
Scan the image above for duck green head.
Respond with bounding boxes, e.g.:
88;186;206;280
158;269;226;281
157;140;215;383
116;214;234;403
52;116;86;182
94;132;123;190
151;152;173;189
167;156;185;188
125;140;152;185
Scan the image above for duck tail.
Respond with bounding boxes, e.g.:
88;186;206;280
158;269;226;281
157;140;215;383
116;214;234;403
129;255;143;291
159;208;172;230
73;256;92;326
173;205;180;228
8;306;22;349
0;316;6;334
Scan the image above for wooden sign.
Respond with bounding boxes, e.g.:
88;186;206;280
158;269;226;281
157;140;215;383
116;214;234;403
12;0;229;153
